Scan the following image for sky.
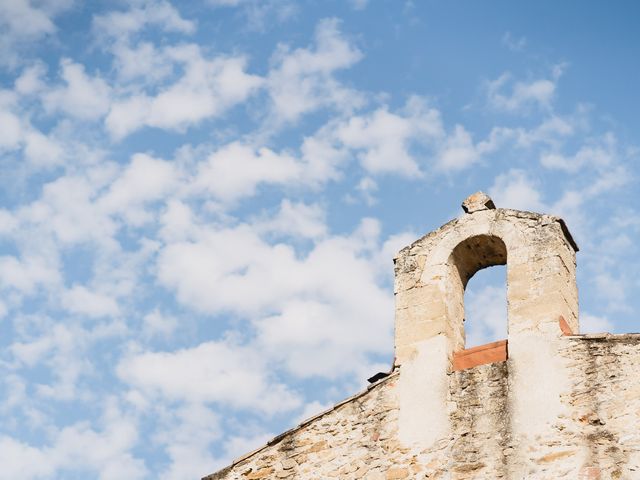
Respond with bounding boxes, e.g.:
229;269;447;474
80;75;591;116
0;0;639;478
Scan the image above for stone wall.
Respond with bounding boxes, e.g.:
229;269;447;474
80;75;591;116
205;335;640;479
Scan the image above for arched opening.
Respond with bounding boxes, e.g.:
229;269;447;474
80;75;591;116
464;265;507;348
447;235;509;370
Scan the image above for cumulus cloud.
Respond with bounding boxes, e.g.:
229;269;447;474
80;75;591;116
487;67;564;113
0;109;22;150
255;199;328;239
61;285;120;318
331;96;445;175
142;309;178;338
490;169;546;212
0;255;60;295
43;59;112;120
0;413;146;480
10;322;126;401
99;153;178;225
193;142;301;202
106;46;263;139
14;62;47;95
436;124;480;171
541;134;616;172
118;339;302;413
580;313;613;334
156;218;395;378
93;0;195;39
0;90;66;168
19;173;117;245
154;403;221;480
0;0;74;67
266;18;364;124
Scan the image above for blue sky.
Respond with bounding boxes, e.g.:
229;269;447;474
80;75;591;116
1;0;639;478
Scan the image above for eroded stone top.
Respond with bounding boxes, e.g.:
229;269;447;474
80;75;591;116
461;191;496;213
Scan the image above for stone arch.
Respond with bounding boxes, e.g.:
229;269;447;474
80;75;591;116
393;192;579;367
446;234;507;353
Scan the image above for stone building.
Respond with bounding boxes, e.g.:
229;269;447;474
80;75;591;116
204;192;640;479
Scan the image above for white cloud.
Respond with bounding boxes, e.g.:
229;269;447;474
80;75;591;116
158;200;195;242
477;112;579;156
19;173;117;245
221;431;272;465
109;41;173;83
12;323;88;400
541;135;615;172
0;436;53;480
194;142;300;202
43;59;112;120
487;70;561;113
490;169;546;212
501;32;526;52
349;0;369;10
0;110;22;150
299;132;348;183
0;0;74;67
354;176;378;205
0;209;17;235
106;46;263;139
186;135;344;204
580;313;613;334
118;339;302;413
593;273;628;311
0;0;55;39
0;92;66;168
14;62;47;95
156;219;394;378
155;403;221;480
207;0;244;6
93;1;195;39
23;130;65;167
11;321;127;401
336;108;419;175
99;153;178;226
0;255;60;295
436;124;479;171
0;410;146;480
61;285;120;318
267;18;364;124
333;97;444;176
142;309;178;338
256;199;327;239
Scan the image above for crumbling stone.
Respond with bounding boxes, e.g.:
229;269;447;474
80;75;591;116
461;191;496;213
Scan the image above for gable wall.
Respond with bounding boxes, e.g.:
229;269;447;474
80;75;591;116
206;335;640;479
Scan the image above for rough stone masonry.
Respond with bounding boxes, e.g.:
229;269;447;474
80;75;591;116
204;192;640;480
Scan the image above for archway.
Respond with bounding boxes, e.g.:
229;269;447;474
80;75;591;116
447;235;509;370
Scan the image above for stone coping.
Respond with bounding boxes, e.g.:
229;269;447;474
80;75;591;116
563;332;640;342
